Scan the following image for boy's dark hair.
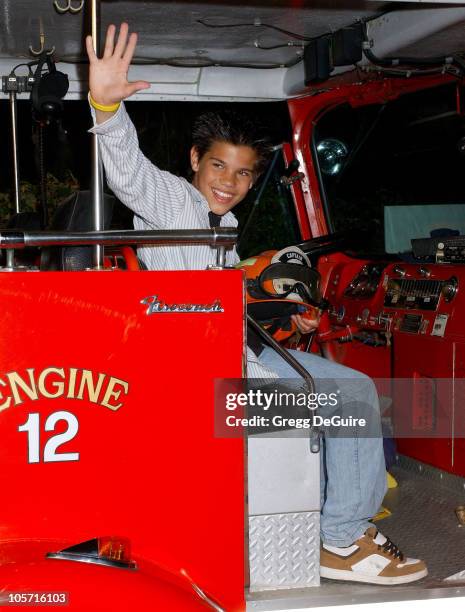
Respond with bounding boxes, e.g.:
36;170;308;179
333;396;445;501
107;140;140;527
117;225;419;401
192;110;273;176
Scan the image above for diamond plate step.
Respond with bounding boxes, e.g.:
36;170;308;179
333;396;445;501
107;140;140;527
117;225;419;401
249;511;320;591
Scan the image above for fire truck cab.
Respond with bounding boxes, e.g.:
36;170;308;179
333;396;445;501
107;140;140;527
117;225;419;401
1;1;465;610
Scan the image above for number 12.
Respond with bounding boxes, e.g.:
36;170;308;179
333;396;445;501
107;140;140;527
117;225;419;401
18;411;80;463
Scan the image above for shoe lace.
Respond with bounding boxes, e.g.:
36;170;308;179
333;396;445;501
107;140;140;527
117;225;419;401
376;533;404;561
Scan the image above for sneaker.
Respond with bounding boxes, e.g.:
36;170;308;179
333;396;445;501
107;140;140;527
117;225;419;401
320;527;428;585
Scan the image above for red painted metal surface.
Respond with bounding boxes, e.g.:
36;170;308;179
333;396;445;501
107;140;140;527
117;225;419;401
312;252;392;380
288;73;456;240
0;270;245;611
282;142;311;240
0;541;211;611
286;72;465;477
314;255;465;476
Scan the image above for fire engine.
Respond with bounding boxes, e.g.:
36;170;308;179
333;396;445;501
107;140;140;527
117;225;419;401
1;0;465;610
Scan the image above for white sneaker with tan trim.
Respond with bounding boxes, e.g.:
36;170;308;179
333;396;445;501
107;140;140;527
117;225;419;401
320;527;428;585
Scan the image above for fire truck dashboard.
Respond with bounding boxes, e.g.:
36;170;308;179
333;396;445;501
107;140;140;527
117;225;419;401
325;258;460;340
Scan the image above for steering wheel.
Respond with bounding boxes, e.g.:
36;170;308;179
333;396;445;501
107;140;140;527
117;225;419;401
296;229;365;266
295;231;363;348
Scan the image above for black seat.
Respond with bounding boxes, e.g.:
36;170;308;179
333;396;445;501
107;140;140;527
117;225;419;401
1;212;42;267
7;212;42;231
40;190;114;271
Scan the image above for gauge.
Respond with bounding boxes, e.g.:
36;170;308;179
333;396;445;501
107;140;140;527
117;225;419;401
441;277;458;302
344;263;386;299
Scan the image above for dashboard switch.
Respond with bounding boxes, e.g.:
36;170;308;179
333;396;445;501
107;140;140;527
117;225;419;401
431;314;448;337
377;312;392;329
419;266;431;278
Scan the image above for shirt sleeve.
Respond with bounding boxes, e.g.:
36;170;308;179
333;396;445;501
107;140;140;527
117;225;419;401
88;102;186;229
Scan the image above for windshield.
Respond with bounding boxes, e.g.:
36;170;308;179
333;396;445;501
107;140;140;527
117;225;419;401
313;84;465;257
235;149;301;259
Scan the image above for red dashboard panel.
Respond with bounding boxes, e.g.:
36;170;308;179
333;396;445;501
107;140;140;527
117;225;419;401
320;255;465;476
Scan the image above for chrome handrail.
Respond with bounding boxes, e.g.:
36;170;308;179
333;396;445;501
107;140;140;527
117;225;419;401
246;314;320;453
89;0;104;269
0;227;237;250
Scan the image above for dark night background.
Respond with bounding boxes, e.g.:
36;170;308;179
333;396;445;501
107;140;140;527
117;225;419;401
315;83;465;253
2;82;465;259
0;98;291;240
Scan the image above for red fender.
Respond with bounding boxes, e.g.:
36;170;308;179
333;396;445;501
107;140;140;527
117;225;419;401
0;540;212;611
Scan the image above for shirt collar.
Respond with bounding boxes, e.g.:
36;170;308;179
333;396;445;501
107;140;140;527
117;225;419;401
186;180;238;227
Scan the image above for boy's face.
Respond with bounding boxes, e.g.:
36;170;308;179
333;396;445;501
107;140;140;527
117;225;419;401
190;141;258;215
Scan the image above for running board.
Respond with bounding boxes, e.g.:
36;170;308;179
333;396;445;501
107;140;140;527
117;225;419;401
246;581;465;610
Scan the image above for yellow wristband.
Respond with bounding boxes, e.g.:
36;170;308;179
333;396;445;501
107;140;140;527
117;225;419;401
89;94;121;113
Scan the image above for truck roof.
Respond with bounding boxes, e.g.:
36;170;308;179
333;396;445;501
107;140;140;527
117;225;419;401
1;0;465;100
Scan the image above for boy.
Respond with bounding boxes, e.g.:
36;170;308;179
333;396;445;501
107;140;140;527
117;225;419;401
86;23;427;584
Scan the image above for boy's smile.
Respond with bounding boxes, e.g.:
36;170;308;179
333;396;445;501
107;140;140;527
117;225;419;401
190;141;258;215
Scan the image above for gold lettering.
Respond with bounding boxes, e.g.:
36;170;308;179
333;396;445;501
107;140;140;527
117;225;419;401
0;367;129;410
101;377;129;411
0;378;11;411
8;369;38;405
67;367;78;399
77;369;106;403
37;367;65;399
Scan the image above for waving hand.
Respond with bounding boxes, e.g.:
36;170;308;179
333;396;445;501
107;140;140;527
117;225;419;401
86;22;150;109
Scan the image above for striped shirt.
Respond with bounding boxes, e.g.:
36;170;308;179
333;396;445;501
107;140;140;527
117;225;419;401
89;103;278;379
89;103;238;271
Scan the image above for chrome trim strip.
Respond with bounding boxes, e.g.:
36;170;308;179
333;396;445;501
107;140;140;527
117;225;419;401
10;92;20;214
189;581;225;612
141;295;224;314
0;228;238;249
46;551;137;570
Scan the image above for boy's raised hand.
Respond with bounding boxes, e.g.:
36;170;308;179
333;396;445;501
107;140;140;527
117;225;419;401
86;22;150;107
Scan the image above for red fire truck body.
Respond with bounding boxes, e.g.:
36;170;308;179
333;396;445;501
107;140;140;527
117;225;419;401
1;1;465;610
0;271;245;610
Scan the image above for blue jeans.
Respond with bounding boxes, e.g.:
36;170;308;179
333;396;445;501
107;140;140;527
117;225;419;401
259;346;388;547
